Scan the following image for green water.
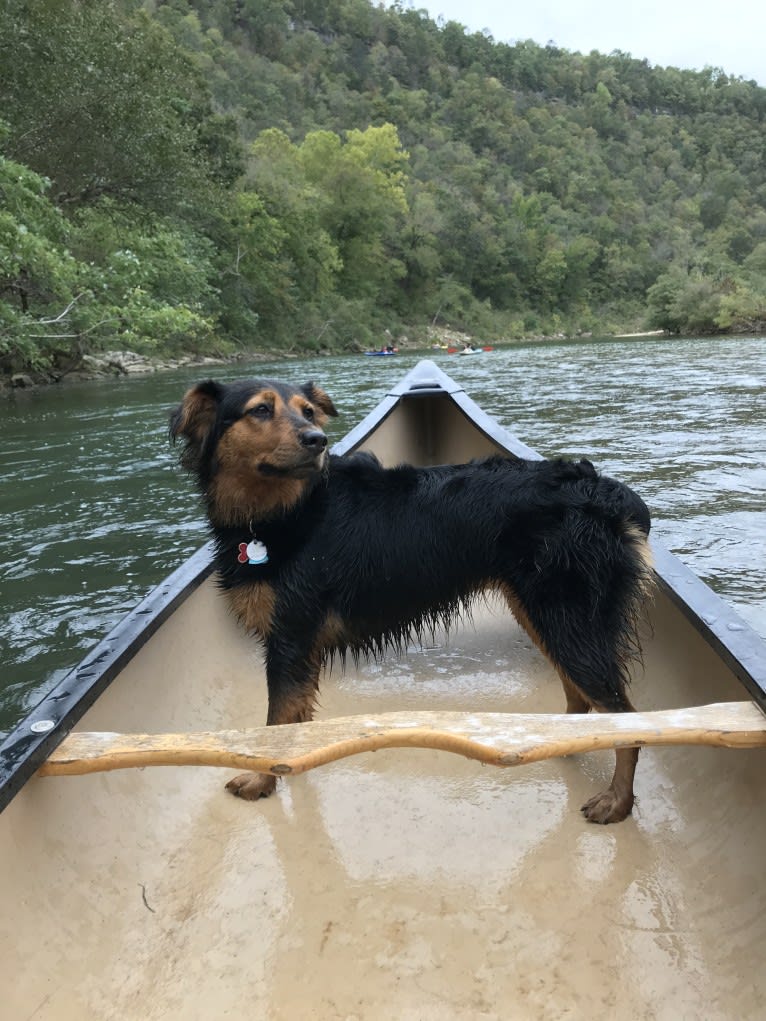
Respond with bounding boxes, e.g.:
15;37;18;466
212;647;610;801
1;336;764;736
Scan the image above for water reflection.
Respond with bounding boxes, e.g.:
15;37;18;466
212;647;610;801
0;335;763;733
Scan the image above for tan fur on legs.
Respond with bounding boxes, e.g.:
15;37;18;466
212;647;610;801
226;658;321;800
502;579;640;823
561;673;591;714
581;691;640;823
500;583;591;716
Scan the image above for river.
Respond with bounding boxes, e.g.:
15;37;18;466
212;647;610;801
1;335;764;737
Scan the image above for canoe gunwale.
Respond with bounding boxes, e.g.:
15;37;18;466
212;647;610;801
0;545;215;814
1;358;764;814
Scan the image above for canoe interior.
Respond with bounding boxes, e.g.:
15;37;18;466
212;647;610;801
2;381;765;1019
352;389;512;465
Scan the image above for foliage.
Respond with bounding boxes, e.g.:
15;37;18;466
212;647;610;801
2;0;766;374
0;0;242;208
0;140;220;369
0;148;79;369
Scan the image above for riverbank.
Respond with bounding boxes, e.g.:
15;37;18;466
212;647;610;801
0;325;697;392
2;347;278;392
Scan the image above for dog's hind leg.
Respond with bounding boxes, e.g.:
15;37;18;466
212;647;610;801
560;672;591;715
502;590;593;715
559;669;638;823
559;667;639;823
553;667;640;824
225;770;278;800
501;584;641;824
581;734;639;825
553;670;640;824
225;642;322;801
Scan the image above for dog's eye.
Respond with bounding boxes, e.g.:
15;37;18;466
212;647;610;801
303;405;315;421
248;403;272;420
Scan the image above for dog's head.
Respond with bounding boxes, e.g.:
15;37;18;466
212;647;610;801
170;378;338;524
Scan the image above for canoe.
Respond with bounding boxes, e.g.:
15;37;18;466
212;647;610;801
2;359;765;1018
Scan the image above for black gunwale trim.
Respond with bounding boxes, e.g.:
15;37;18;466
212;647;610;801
2;359;764;813
0;545;216;813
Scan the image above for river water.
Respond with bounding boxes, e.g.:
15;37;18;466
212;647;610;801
1;336;764;737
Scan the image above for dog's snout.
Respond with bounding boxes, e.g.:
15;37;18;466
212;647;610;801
300;429;328;451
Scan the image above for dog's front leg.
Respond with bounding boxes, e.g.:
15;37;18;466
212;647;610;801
225;637;321;801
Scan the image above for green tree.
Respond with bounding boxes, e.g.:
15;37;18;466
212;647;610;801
0;0;241;209
299;123;410;301
248;128;341;310
0;135;81;369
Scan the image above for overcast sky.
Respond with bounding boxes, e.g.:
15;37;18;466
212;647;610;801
410;0;764;85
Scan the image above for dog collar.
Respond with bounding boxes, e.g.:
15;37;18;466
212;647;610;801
237;538;269;565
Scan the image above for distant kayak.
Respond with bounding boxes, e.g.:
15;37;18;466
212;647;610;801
364;349;398;356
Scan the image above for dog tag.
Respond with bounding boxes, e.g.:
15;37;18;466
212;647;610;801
237;539;269;565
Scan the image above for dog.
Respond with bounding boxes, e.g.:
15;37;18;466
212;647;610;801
170;376;653;824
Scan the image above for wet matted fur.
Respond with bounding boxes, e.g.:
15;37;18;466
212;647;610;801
170;377;654;823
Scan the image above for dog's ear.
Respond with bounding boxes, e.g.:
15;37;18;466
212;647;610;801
301;382;338;418
169;380;223;448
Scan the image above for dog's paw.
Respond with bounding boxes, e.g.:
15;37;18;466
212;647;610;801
225;772;277;800
581;788;634;824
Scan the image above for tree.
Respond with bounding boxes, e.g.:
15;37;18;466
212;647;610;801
299;123;410;301
248;129;341;310
0;1;241;209
0;126;90;370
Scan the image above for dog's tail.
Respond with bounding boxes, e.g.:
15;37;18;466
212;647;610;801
580;462;651;538
530;469;654;710
594;476;655;705
592;467;654;607
613;482;651;538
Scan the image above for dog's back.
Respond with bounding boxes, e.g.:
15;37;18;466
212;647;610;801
213;452;651;681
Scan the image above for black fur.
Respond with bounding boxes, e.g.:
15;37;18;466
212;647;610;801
216;454;649;707
171;377;653;822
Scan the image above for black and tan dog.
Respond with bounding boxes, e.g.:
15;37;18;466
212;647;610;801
171;377;653;823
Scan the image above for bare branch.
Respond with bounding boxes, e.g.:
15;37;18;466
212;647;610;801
38;293;87;325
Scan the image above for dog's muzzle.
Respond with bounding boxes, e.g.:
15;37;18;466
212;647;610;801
258;430;328;477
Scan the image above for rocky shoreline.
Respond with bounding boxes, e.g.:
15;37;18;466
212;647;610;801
3;348;274;391
2;326;681;391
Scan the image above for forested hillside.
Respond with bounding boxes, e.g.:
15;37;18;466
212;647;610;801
2;0;766;376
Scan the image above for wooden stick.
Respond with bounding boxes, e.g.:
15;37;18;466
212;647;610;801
37;702;766;779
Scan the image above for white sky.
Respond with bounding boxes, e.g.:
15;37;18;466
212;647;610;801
408;0;765;85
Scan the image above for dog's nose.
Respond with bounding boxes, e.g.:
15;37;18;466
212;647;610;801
300;429;327;451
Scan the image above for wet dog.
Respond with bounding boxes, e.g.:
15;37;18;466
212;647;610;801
171;377;653;823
